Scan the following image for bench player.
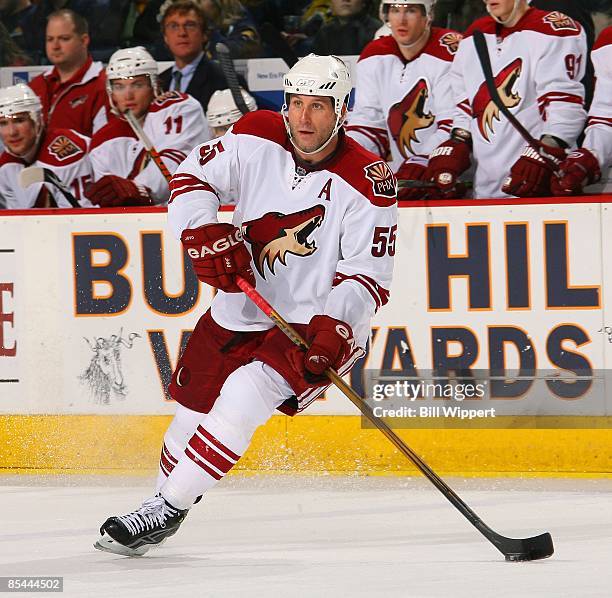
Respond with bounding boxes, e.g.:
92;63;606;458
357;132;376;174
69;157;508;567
206;87;257;138
88;46;211;207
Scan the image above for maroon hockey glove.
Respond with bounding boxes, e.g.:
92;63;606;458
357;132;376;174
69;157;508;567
181;223;255;293
424;139;471;198
396;160;428;200
551;149;601;196
290;315;355;381
502;144;566;197
87;175;153;207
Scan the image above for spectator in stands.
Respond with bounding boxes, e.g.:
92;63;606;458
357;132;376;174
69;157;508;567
0;21;32;66
0;0;39;61
312;0;381;55
199;0;263;58
28;10;109;137
158;1;246;112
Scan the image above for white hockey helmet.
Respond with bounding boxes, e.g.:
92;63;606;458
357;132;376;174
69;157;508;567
380;0;435;18
106;46;160;108
282;54;352;155
0;83;42;124
206;88;257;128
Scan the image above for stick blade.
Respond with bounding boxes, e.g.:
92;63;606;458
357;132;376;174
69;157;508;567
19;166;45;188
501;532;554;562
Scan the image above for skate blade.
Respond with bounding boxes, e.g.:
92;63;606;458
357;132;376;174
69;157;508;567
94;534;150;557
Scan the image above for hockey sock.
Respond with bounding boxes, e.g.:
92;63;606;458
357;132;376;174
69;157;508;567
160;361;291;509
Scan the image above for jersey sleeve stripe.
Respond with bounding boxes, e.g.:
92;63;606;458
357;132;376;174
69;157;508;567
333;271;390;311
169;174;219;203
345;125;390;157
587;116;612;128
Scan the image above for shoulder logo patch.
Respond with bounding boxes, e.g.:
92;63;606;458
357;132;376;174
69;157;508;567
364;161;397;205
48;135;83;161
439;31;463;55
543;11;578;32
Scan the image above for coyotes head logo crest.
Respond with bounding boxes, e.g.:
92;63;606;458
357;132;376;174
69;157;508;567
48;135;83;160
387;79;435;159
472;58;522;142
242;205;325;278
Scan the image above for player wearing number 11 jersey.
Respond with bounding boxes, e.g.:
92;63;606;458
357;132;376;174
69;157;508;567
95;54;397;557
88;46;211;207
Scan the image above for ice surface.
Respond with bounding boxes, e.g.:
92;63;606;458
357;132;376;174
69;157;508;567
0;475;610;598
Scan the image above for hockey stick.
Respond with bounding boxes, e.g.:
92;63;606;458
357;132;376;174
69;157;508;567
124;110;173;183
235;275;554;562
215;42;250;116
399;179;473;190
472;30;559;170
19;165;80;207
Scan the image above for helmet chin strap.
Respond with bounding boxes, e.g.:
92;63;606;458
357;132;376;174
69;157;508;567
487;0;522;25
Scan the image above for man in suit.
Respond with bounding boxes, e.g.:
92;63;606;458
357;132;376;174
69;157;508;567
158;0;243;113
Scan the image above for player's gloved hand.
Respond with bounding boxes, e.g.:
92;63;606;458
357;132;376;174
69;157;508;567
86;175;153;207
550;148;601;196
181;223;255;293
502;144;566;197
424;139;471;198
289;315;355;383
396;159;427;200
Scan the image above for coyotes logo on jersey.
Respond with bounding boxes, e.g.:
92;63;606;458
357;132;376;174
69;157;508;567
472;58;522;142
543;11;579;33
439;31;463;55
387;79;435;159
48;135;83;160
242;205;325;278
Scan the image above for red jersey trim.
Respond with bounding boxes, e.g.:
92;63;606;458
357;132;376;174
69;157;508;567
593;26;612;51
148;91;191;113
90;117;136;151
0;152;26;167
466;9;582;39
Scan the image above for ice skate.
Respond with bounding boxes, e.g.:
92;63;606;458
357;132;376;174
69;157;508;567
94;495;188;557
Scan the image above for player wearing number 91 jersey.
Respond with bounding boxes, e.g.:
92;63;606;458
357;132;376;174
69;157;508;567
88;47;211;207
0;84;94;209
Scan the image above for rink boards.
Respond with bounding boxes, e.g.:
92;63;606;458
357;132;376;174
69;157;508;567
1;197;611;475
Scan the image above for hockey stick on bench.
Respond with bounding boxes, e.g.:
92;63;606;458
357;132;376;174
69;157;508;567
19;165;80;207
472;30;561;170
124;109;173;184
235;274;554;562
216;42;251;116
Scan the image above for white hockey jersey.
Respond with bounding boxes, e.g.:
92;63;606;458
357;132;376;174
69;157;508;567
89;92;211;204
168;110;397;348
583;26;612;194
346;28;461;172
0;128;94;209
451;9;587;198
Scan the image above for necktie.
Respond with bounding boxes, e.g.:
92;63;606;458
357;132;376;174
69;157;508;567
173;70;183;92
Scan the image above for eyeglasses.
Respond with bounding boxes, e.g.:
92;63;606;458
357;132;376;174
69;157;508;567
164;21;201;33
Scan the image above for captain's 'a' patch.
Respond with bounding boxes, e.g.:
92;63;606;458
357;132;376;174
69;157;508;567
48;135;83;161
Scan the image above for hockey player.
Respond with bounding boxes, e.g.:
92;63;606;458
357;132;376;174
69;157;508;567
88;47;211;207
552;26;612;195
425;0;587;199
94;54;397;556
0;84;94;209
206;87;257;138
346;0;462;198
